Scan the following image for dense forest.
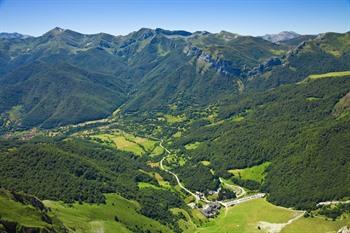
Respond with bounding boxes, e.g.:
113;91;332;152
176;75;350;209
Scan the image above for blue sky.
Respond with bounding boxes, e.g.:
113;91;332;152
0;0;349;36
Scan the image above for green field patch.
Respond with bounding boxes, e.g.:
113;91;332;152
92;132;158;156
195;198;298;233
206;120;225;127
207;113;218;123
138;182;163;190
281;215;349;233
201;160;211;166
151;145;164;156
171;208;197;233
303;71;350;82
44;193;170;233
178;157;186;166
164;114;186;124
154;173;172;189
185;142;202;150
229;109;253;123
191;209;208;226
270;49;286;56
124;133;157;152
231;115;245;122
111;135;144;156
229;162;271;183
306;97;322;101
173;131;182;138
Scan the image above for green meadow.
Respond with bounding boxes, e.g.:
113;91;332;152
44;194;170;233
229;162;271;183
92;131;159;156
195;198;349;233
185;142;202;150
195;198;298;233
0;192;51;229
281;216;349;233
306;71;350;81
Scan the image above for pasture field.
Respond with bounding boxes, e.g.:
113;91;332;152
185;142;202;150
92;131;158;156
195;198;298;233
229;162;271;183
281;216;349;233
44;194;170;233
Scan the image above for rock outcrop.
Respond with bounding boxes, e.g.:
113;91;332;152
338;226;350;233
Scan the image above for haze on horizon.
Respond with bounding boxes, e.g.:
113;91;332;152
0;0;349;37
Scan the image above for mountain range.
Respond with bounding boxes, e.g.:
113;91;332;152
1;27;350;233
1;27;349;131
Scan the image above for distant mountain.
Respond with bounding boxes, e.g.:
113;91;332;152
278;34;316;46
0;32;32;40
0;27;288;129
1;27;350;226
0;27;349;131
261;31;301;43
249;32;350;89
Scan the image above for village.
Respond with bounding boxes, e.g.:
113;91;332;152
188;189;266;218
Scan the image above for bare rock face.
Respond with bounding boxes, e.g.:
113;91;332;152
338;226;350;233
333;92;350;117
261;31;301;43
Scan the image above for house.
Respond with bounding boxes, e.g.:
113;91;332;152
200;202;221;218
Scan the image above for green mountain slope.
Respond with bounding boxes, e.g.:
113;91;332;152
0;61;128;129
0;188;67;233
248;32;350;89
176;73;350;209
0;27;292;129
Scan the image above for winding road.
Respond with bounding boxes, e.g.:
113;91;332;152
219;177;246;198
317;200;350;207
157;140;265;208
158;140;201;202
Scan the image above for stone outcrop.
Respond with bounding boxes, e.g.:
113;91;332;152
338;226;350;233
184;45;241;76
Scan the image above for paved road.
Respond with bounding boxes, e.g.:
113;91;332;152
219;193;266;207
219;177;246;198
317;200;350;207
158;140;201;202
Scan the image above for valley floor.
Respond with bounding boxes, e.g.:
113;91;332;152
195;198;348;233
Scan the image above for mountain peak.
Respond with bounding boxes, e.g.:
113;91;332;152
261;31;301;43
44;27;66;36
155;28;192;37
0;32;32;40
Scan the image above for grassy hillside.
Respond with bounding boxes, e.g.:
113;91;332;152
196;198;298;233
44;193;171;233
0;188;66;232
